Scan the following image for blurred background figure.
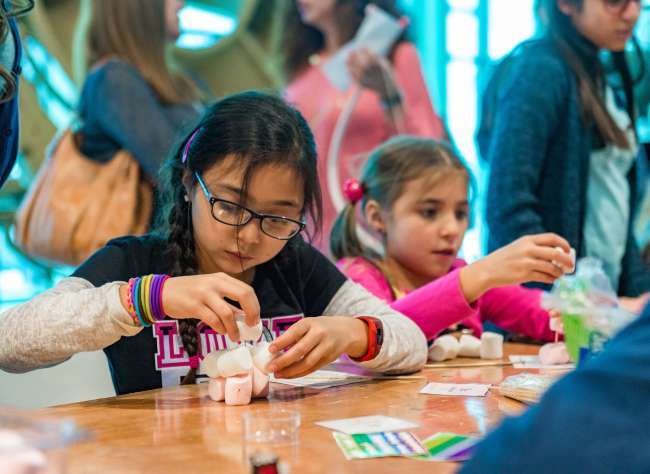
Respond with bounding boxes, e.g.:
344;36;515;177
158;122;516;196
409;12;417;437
283;0;446;253
0;0;32;189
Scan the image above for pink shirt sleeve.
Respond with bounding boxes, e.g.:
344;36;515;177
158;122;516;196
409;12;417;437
391;269;479;340
478;286;555;342
336;257;394;302
392;42;446;139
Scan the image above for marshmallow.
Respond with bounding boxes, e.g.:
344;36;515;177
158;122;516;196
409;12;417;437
236;319;263;342
549;316;564;334
428;335;460;362
539;342;571;365
251;342;275;373
480;332;504;359
225;372;253;406
208;377;227;402
458;334;481;358
217;345;253;377
553;246;576;274
201;349;229;378
251;365;270;399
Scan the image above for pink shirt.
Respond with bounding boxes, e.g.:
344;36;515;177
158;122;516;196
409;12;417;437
285;42;445;253
337;256;555;342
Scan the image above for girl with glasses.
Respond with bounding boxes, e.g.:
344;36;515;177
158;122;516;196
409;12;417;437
0;91;426;394
483;0;649;304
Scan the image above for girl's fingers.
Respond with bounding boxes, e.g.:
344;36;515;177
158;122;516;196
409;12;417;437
531;233;571;253
275;349;334;379
204;295;240;342
529;270;560;285
530;246;574;270
196;305;226;334
212;275;261;326
268;326;321;374
530;259;565;280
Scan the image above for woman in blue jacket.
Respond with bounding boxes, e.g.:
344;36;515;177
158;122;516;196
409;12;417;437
0;0;28;189
484;0;649;298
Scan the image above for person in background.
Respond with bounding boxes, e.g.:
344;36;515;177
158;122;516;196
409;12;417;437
484;0;650;299
0;0;31;189
74;0;204;207
283;0;446;253
331;136;575;342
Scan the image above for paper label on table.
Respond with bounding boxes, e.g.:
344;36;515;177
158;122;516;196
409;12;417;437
412;432;479;462
333;431;426;460
419;382;490;397
509;355;574;370
316;415;418;434
272;370;370;389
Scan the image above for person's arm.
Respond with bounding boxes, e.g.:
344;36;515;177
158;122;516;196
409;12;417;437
322;281;427;374
0;277;141;373
390;42;446;139
485;49;570;250
478;286;555;342
88;61;194;181
460;303;650;474
390;269;478;341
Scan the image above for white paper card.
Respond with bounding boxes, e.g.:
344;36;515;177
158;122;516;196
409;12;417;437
272;370;370;389
419;382;490;397
316;415;419;435
508;355;574;370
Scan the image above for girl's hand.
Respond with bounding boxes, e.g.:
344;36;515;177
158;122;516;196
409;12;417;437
162;273;261;342
347;48;398;99
460;233;573;303
266;317;368;379
619;293;650;315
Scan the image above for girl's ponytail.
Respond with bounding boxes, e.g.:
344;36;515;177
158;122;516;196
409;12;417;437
330;178;367;260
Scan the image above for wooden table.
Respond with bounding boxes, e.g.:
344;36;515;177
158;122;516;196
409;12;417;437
41;343;557;474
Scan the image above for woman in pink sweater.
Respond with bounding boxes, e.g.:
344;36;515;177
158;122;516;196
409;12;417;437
331;136;574;341
283;0;446;253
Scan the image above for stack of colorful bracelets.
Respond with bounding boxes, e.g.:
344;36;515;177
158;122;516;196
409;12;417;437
125;274;171;327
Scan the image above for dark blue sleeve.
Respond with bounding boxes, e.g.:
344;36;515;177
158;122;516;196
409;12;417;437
460;303;650;474
83;61;187;181
485;47;570;250
0;18;21;189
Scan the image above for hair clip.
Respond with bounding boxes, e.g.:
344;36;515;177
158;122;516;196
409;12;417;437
343;178;364;205
181;128;201;164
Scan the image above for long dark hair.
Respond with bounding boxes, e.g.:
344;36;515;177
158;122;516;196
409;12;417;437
157;91;322;384
330;136;472;261
282;0;404;80
543;0;638;148
0;0;33;103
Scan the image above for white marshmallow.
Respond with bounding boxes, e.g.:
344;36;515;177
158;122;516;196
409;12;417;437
428;335;460;362
252;365;270;399
251;342;275;373
538;342;571;365
458;334;481;358
553;246;576;274
217;345;253;377
480;332;504;360
201;349;229;378
208;377;226;402
225;372;253;406
236;318;263;342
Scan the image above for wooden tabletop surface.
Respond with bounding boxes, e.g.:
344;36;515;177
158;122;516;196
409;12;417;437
40;343;561;474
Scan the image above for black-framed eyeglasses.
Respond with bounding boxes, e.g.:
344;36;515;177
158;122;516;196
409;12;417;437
195;173;305;241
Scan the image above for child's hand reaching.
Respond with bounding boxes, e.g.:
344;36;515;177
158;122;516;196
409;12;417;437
160;273;260;342
459;233;574;303
266;317;369;378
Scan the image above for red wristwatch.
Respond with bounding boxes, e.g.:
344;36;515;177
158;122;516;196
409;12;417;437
352;317;384;362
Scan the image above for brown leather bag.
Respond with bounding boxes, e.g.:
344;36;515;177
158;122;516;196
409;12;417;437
14;130;153;265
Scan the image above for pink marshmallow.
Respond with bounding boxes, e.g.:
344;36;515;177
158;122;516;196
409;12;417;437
208;377;226;402
225;372;253;406
539;342;571;365
252;365;270;399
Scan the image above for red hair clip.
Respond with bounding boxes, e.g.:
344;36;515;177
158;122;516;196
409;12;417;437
343;178;364;205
